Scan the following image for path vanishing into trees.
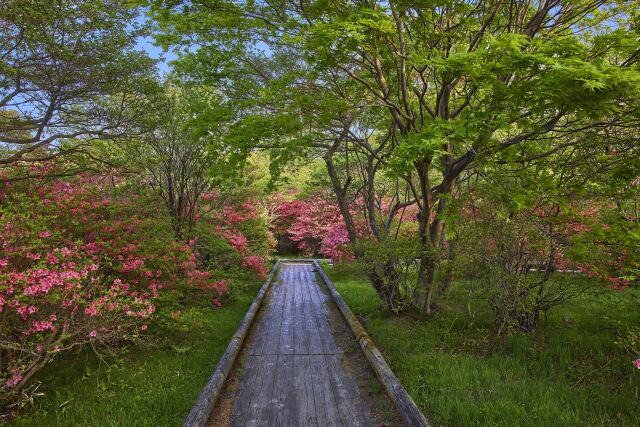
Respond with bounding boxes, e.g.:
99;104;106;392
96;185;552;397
222;262;381;426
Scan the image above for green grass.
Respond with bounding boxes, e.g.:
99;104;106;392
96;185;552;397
10;280;264;427
324;264;640;427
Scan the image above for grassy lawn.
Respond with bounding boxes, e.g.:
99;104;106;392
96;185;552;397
10;279;264;427
324;264;640;427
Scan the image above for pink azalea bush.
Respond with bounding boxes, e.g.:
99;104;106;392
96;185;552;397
0;169;268;409
616;328;640;371
270;193;419;261
272;196;354;260
193;194;271;280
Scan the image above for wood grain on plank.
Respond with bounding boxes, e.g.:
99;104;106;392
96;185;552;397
228;262;375;427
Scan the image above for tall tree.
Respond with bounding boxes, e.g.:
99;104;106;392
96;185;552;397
0;0;156;179
120;84;233;239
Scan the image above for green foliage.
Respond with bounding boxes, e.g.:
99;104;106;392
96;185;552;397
351;237;423;312
144;0;640;315
569;206;640;284
0;0;157;175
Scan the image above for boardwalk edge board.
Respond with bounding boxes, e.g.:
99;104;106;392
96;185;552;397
312;259;431;427
183;260;281;427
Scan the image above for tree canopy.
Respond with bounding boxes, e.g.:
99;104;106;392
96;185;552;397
144;0;640;312
0;0;157;179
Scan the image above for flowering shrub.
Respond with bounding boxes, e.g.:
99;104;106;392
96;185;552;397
617;328;640;371
194;195;271;279
0;172;229;410
272;196;354;260
270;193;421;261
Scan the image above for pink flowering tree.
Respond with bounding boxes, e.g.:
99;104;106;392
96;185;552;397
271;193;419;261
269;196;310;254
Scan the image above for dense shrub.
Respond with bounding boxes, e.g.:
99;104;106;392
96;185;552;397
565;204;640;290
451;204;589;334
351;237;421;313
195;197;271;279
0;169;270;412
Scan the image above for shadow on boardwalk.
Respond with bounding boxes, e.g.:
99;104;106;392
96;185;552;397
209;262;400;427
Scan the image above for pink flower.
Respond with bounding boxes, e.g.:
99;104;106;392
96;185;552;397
16;304;38;319
140;324;148;331
88;330;97;338
5;370;22;388
212;298;222;307
243;255;267;278
0;259;7;267
121;257;144;272
39;231;52;238
634;359;640;369
31;320;55;333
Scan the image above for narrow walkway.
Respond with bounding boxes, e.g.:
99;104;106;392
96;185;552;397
229;262;374;426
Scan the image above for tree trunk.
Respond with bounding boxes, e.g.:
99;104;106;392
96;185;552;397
324;155;358;246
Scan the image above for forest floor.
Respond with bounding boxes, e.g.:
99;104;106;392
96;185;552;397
325;263;640;427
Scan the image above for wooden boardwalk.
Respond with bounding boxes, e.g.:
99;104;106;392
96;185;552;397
228;262;375;427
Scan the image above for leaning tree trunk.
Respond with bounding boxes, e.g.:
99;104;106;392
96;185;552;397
324;147;403;310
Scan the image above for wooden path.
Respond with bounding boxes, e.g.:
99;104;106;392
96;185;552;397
228;262;375;427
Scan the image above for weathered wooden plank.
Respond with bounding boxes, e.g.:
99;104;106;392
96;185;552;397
306;269;340;354
300;269;323;354
249;282;279;355
245;354;278;426
313;260;430;427
269;354;294;426
309;354;341;427
229;355;265;427
324;354;371;427
293;355;317;426
293;267;307;355
279;268;294;355
258;279;286;355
